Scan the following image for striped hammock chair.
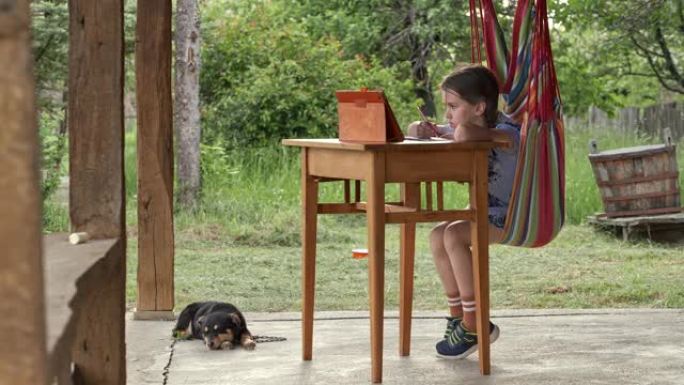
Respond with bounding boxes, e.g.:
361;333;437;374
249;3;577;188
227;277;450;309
468;0;566;247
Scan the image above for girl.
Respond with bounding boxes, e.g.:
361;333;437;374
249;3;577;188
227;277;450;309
408;65;520;359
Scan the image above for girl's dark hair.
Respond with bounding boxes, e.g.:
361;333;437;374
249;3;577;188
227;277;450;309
440;65;499;127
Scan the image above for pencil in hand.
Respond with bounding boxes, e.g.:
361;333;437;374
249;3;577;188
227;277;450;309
416;106;439;137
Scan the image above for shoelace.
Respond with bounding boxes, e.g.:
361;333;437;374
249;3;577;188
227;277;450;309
444;317;462;339
447;324;476;346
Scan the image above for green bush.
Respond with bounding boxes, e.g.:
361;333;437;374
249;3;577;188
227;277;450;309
39;107;66;200
38;103;69;232
201;1;418;148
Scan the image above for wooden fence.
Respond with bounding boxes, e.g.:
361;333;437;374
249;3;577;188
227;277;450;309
565;102;684;141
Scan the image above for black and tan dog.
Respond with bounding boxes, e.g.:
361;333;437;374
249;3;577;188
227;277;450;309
173;301;256;350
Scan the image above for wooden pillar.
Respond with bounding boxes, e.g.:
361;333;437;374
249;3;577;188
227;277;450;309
0;2;48;384
69;0;125;240
135;0;175;316
68;0;126;383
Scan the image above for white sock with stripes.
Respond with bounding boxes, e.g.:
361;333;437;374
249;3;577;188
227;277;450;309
447;296;462;308
462;299;476;313
461;299;477;331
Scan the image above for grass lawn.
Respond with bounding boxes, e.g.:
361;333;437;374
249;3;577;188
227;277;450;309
125;221;684;312
43;126;683;313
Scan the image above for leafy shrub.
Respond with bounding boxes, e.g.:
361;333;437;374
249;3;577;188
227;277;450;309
201;1;418;148
39;110;66;199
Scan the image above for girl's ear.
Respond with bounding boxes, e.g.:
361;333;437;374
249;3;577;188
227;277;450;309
474;101;486;116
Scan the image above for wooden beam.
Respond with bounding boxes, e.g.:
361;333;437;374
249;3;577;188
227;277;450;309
68;0;125;240
317;203;358;214
0;2;47;384
385;209;474;224
68;0;126;383
135;0;174;312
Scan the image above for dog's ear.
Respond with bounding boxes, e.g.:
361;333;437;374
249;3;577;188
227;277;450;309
197;315;206;327
230;312;241;327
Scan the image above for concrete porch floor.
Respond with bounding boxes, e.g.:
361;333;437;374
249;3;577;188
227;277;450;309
127;309;684;385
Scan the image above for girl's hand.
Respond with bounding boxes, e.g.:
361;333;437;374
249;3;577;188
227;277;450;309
407;120;439;139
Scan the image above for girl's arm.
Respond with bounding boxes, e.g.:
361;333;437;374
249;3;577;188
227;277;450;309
452;125;496;142
451;125;518;145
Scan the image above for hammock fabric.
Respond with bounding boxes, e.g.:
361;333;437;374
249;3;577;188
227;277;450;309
469;0;565;247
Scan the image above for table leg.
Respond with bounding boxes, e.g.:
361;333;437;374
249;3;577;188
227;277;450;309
399;182;419;356
470;150;491;375
301;149;318;361
367;152;385;383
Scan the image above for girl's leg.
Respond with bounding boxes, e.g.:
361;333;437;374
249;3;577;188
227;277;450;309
443;220;503;332
429;221;462;318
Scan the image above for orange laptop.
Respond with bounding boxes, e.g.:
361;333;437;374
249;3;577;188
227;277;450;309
335;89;404;143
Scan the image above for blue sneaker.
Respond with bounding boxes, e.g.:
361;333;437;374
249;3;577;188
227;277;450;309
443;316;462;339
436;321;500;359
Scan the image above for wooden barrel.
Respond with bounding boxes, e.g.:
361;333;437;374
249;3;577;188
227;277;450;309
588;143;681;218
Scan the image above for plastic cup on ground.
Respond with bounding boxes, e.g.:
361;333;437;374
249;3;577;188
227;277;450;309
352;248;368;259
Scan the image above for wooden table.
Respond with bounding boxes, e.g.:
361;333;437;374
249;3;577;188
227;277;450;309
282;138;507;383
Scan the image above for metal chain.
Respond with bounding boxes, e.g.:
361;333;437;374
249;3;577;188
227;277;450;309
252;335;287;343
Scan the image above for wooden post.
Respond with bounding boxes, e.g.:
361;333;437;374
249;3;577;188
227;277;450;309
69;0;126;240
70;241;126;385
68;0;126;383
135;0;175;316
0;1;48;384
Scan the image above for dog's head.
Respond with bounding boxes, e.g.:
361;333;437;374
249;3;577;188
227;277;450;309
198;311;242;350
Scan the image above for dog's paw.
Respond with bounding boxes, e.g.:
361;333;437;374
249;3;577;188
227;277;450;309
220;341;235;350
173;330;190;340
242;339;256;350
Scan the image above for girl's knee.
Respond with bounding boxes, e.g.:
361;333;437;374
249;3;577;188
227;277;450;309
429;222;449;253
429;221;448;242
444;221;471;247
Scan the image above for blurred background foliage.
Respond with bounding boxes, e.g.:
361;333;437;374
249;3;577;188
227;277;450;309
32;0;682;225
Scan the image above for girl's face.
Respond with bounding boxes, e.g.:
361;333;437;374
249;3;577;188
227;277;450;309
442;90;486;129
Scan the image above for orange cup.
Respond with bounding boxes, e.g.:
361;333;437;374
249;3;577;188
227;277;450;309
352;248;369;259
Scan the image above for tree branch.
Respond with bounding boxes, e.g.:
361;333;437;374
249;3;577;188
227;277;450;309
654;25;683;89
35;34;55;64
385;27;411;48
629;32;665;58
622;71;678;80
678;0;684;34
632;35;684;93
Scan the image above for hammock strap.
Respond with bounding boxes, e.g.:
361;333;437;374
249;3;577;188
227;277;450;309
469;0;483;63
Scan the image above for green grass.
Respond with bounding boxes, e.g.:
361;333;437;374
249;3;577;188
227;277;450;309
44;126;684;312
42;199;69;232
125;222;684;312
